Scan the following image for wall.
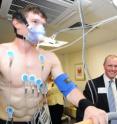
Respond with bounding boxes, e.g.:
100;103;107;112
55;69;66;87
0;19;15;43
57;39;117;91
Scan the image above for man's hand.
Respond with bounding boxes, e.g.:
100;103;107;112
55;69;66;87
84;106;108;124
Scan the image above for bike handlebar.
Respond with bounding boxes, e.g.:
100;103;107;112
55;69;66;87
108;112;117;121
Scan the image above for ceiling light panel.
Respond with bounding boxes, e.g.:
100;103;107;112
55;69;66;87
7;0;73;23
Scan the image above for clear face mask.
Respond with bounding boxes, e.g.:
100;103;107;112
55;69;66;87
26;24;46;45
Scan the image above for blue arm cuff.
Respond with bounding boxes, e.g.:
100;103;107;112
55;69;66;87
54;73;77;97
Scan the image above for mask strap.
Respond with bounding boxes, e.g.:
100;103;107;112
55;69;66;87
16;33;26;40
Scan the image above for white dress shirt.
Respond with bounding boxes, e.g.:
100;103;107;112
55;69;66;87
103;74;117;111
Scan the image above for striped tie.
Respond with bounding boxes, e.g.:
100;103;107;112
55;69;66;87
108;80;117;124
108;80;116;111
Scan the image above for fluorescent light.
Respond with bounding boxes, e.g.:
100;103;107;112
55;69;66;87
112;0;117;7
39;40;68;47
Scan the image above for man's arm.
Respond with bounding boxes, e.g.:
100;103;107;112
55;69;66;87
50;52;107;124
65;84;107;124
50;52;90;106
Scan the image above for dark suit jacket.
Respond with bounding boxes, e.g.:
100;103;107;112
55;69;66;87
76;74;117;122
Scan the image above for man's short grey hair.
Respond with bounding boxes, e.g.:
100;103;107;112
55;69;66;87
103;55;117;65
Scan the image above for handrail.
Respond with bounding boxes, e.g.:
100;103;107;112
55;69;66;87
108;112;117;121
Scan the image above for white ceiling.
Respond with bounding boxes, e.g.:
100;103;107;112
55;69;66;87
0;0;117;54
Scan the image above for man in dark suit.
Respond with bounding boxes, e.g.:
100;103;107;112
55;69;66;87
76;55;117;123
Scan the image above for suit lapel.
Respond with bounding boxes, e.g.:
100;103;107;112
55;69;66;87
115;79;117;88
97;75;109;112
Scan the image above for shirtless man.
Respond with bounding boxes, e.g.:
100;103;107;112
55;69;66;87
0;5;107;124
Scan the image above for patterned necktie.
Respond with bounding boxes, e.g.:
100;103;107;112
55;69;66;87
108;80;116;112
108;80;117;124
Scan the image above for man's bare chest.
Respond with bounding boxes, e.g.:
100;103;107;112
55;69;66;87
0;51;51;87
